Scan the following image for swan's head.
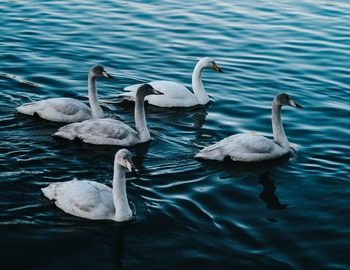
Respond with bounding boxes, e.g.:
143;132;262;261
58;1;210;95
137;83;163;98
90;65;114;79
115;149;135;172
199;57;223;73
276;93;303;108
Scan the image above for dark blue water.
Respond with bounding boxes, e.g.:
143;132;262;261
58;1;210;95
1;1;349;269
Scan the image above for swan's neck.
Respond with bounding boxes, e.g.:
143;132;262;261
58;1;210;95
112;163;132;221
272;100;289;149
191;62;209;105
134;93;150;142
88;74;104;118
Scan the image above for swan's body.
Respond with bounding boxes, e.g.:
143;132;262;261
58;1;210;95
120;57;223;107
53;84;163;146
194;133;289;162
41;149;134;222
54;118;140;146
17;98;92;122
195;93;302;162
16;65;113;123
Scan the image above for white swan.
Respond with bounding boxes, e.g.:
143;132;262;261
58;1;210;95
41;149;134;222
120;57;223;107
194;93;303;162
53;84;163;146
16;65;113;123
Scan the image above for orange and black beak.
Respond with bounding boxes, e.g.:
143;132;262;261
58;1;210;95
213;62;223;73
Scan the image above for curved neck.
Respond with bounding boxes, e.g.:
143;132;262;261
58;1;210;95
134;92;150;142
88;73;104;118
272;100;289;149
112;162;132;221
191;62;209;105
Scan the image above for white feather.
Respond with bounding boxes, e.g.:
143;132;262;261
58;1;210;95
41;150;133;222
195;133;289;162
120;57;222;108
194;93;301;162
53;118;140;146
42;180;116;220
17;98;91;123
54;84;157;146
16;65;112;123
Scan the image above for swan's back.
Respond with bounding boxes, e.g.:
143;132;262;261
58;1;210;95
124;81;188;94
122;81;197;107
54;118;139;146
16;98;91;123
42;179;115;220
195;133;288;162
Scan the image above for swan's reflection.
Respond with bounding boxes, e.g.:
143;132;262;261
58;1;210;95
200;154;291;210
146;103;209;130
258;170;288;210
54;137;150;172
112;224;125;270
115;98;210;127
191;107;208;129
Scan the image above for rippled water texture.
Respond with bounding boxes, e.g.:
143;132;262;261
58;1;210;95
1;1;349;269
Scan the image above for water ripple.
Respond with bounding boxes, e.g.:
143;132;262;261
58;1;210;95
1;0;349;269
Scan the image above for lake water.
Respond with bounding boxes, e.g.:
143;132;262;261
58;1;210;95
0;1;349;269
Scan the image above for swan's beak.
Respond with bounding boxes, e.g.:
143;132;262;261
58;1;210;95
212;62;223;73
152;88;164;95
125;160;135;172
289;99;302;108
102;70;114;79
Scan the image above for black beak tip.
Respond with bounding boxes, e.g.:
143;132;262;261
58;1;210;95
153;88;164;95
107;74;114;79
293;101;303;109
290;99;303;109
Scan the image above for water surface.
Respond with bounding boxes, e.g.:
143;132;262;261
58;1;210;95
0;1;349;269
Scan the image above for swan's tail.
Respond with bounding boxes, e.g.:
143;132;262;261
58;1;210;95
52;123;78;140
194;147;225;161
41;183;61;200
116;91;136;102
16;102;38;116
116;84;144;102
42;179;79;201
53;130;76;140
124;84;142;92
